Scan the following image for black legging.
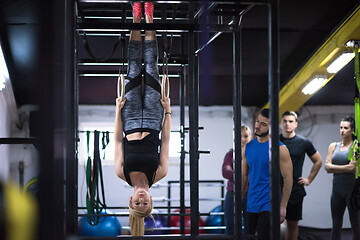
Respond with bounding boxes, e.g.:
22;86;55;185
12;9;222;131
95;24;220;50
248;211;270;240
121;40;163;133
331;187;360;240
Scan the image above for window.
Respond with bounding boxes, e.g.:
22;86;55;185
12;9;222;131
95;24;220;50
78;124;115;166
169;131;181;157
78;123;182;165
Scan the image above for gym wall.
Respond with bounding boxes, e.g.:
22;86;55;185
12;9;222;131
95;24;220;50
5;103;353;229
0;91;10;181
77;104;355;229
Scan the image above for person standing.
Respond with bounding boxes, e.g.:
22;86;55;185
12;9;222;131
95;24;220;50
325;116;360;240
280;111;322;240
222;125;252;234
242;109;293;239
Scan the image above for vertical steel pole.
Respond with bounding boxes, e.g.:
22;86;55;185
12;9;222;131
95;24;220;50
221;181;225;232
233;26;243;240
65;0;77;235
179;67;186;234
38;0;68;238
268;0;281;239
188;2;199;238
167;182;171;227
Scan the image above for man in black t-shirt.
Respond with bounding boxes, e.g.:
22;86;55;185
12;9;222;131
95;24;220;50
280;111;322;240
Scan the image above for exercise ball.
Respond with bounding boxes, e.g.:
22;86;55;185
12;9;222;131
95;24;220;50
144;210;168;235
170;209;205;234
24;177;38;195
78;209;121;236
205;205;224;233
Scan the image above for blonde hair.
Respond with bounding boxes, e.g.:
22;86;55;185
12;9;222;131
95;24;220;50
241;125;252;135
128;199;153;236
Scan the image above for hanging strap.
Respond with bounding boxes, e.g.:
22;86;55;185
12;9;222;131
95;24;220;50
162;33;169;77
160;4;176;101
161;4;177;77
119;2;126;75
83;33;122;62
78;0;120;62
96;157;107;209
101;131;110;159
117;36;126;101
94;131;106;211
86;131;99;225
85;130;108;225
86;131;91;160
118;35;126;75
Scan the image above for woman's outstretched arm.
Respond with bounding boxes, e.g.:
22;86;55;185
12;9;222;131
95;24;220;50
114;97;126;181
155;97;171;183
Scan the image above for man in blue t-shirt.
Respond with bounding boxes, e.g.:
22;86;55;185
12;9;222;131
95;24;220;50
242;109;293;239
280;111;322;240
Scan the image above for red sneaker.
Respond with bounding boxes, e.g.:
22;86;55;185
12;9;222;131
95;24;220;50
144;2;154;22
132;2;142;21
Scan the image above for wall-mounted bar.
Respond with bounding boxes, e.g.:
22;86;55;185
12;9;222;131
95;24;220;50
0;138;39;145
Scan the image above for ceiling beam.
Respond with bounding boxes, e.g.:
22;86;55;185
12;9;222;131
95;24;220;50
264;4;360;117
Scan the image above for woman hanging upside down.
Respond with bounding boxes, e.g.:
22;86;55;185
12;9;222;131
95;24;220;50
114;2;171;236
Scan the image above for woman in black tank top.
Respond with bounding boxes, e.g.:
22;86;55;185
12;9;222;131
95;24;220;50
113;2;171;236
325;117;360;239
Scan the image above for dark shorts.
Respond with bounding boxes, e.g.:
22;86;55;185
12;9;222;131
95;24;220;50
286;198;303;221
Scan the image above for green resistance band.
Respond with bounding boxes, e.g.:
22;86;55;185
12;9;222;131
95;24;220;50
85;131;100;226
351;46;360;179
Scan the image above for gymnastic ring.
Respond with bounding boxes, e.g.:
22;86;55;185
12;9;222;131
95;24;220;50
161;74;170;101
117;74;125;101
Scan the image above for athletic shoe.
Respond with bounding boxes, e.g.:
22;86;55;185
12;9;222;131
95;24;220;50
144;2;154;22
132;2;142;21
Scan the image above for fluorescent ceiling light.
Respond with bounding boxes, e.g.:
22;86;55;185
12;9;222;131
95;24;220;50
0;44;9;91
302;76;327;95
345;40;356;47
326;52;355;73
345;40;360;48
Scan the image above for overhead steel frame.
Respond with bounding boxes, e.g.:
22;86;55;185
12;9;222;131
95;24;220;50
31;0;280;239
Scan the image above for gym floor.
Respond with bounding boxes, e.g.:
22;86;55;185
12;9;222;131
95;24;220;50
298;227;352;240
